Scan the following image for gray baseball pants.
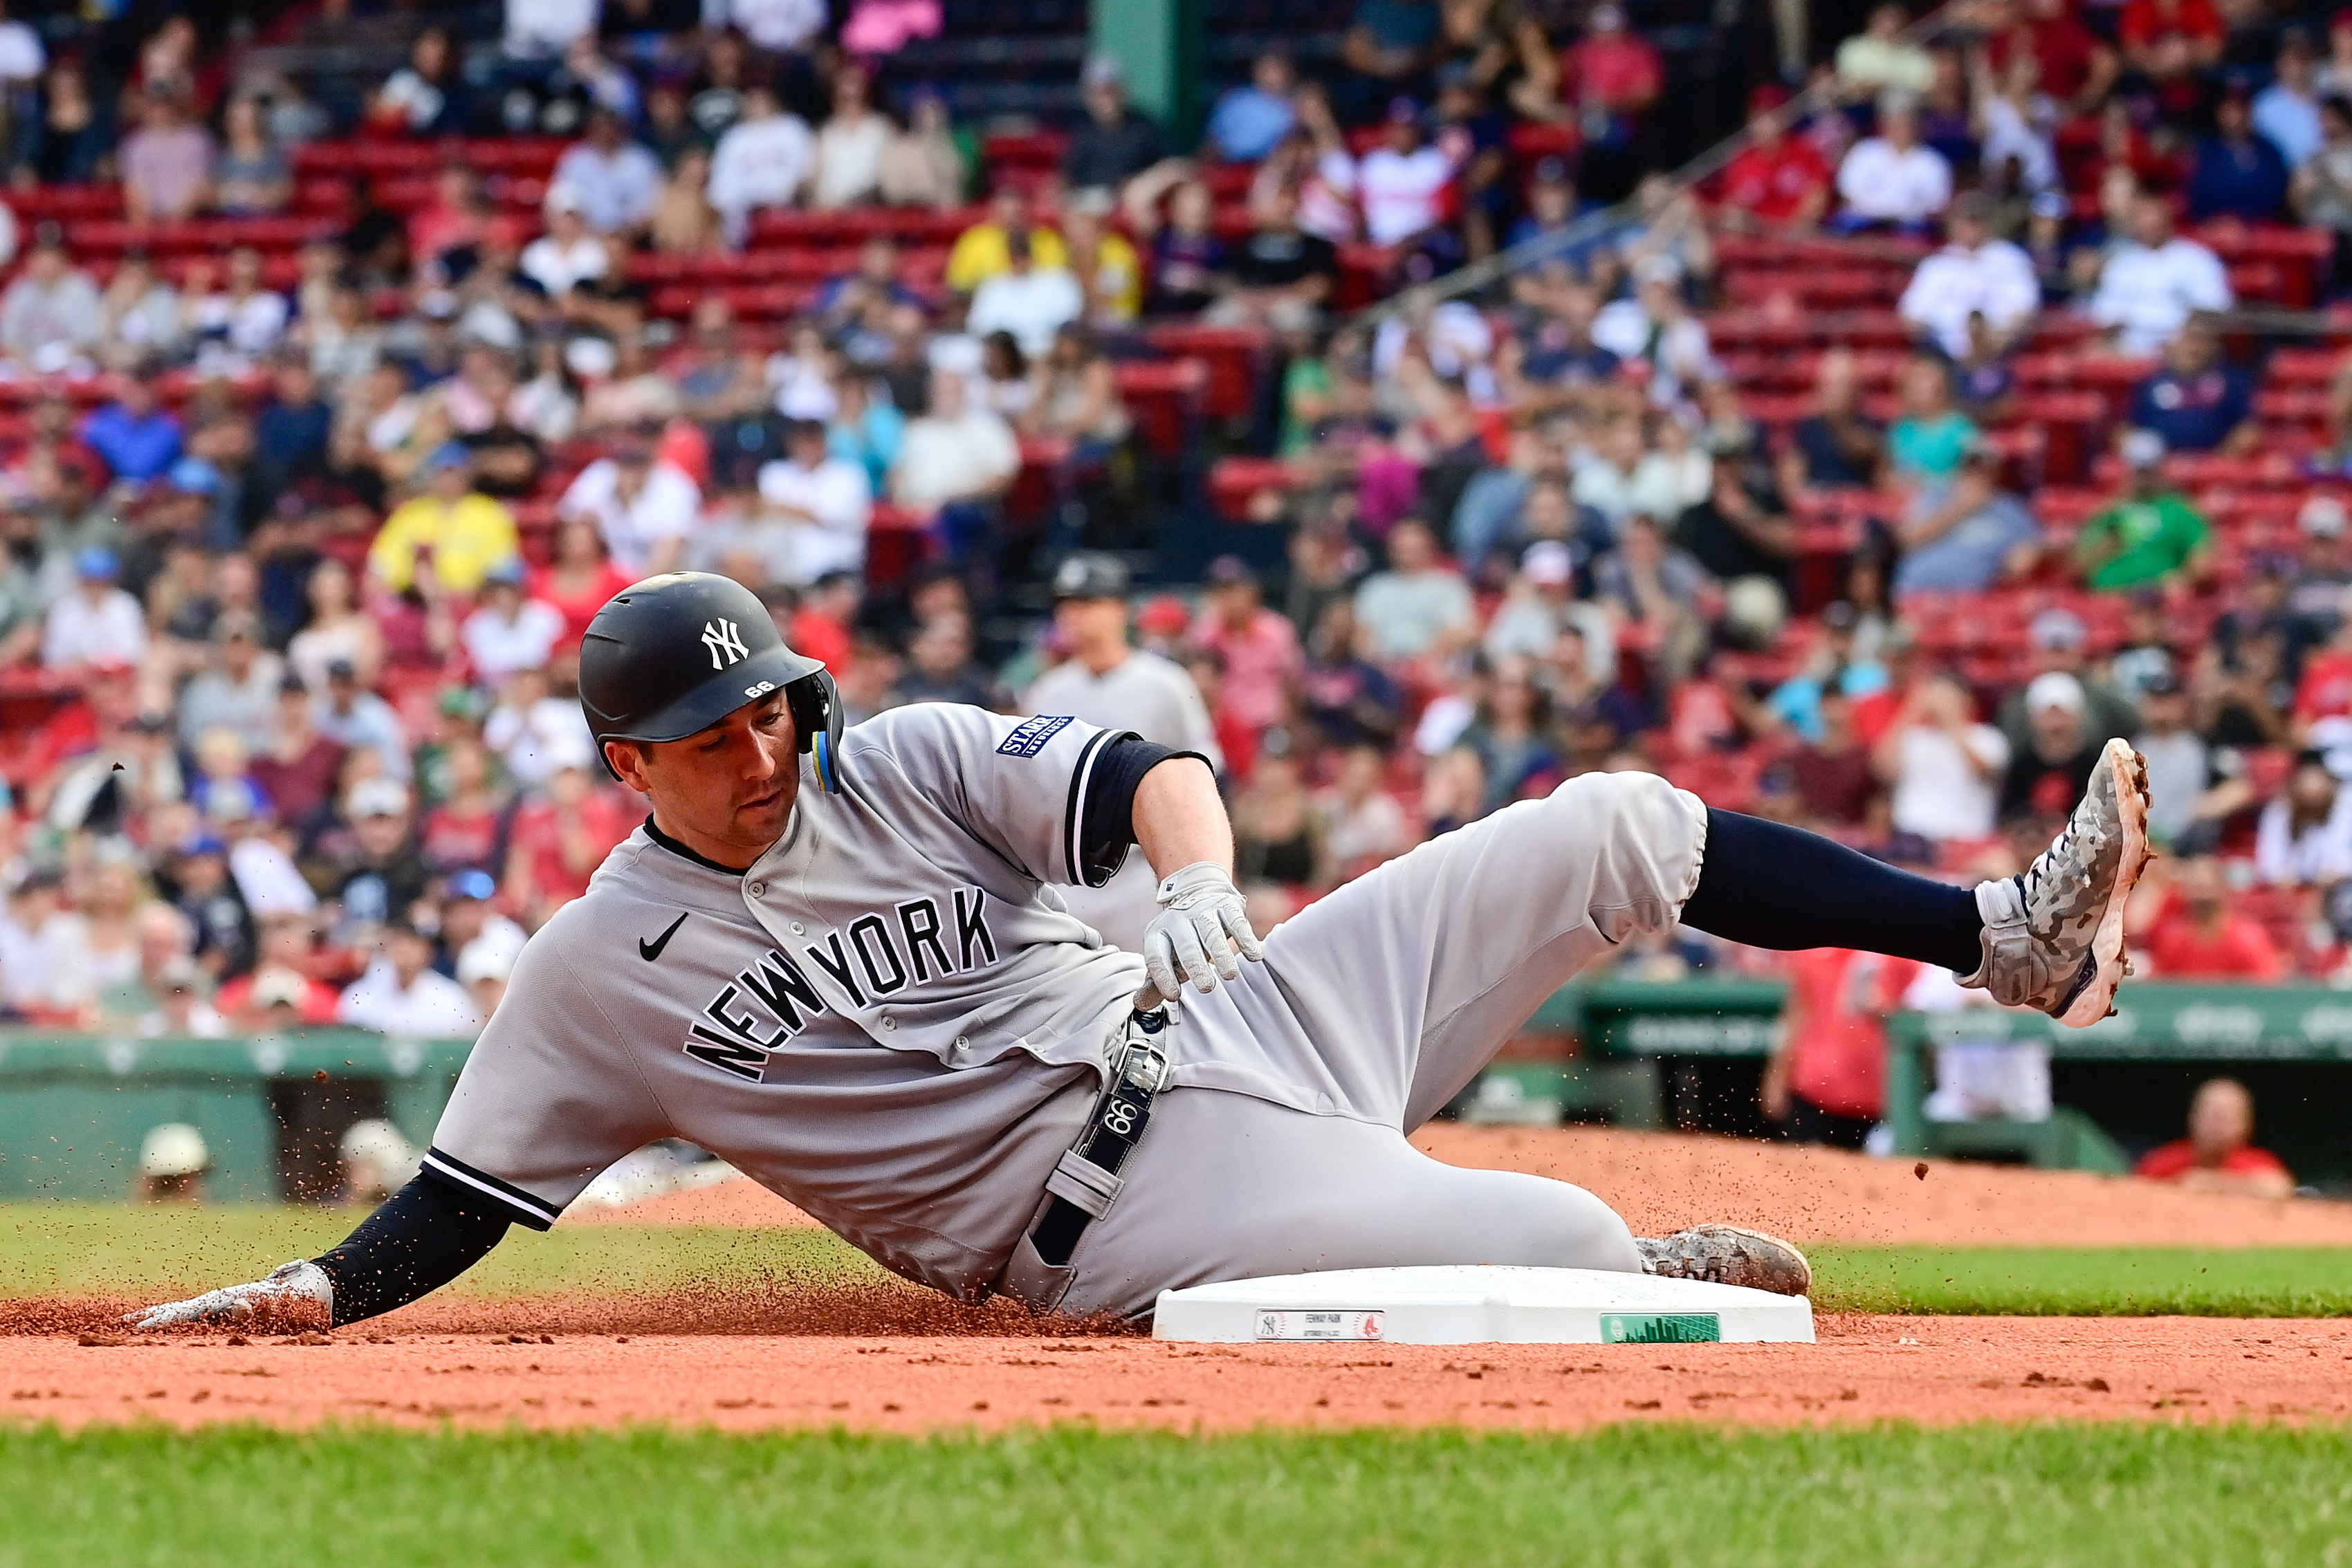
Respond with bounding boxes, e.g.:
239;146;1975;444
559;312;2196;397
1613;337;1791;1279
1001;770;1712;1320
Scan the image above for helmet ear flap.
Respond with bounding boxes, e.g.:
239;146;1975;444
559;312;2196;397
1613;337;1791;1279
791;670;845;793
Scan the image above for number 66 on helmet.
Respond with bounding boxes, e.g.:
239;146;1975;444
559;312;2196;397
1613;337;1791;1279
578;571;845;793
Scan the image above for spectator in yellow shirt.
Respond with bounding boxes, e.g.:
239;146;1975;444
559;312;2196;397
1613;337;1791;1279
367;443;520;594
945;183;1068;295
1060;199;1142;324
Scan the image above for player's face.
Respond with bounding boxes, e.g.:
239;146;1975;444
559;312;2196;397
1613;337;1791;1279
615;692;800;867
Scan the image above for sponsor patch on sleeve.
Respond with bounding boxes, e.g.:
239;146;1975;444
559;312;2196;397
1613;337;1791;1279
997;714;1075;757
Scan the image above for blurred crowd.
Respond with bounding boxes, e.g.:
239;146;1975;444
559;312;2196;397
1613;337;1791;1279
0;0;2347;1110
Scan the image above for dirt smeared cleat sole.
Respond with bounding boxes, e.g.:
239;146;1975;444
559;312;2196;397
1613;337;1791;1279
1635;1225;1812;1297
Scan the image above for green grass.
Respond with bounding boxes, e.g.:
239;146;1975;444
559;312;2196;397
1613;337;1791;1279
1810;1246;2352;1318
6;1205;2352;1316
1;1423;2349;1567
0;1204;882;1300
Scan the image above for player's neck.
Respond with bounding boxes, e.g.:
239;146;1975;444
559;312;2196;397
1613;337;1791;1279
645;812;772;874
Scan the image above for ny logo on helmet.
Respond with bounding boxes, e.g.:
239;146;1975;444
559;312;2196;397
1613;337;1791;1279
701;618;751;669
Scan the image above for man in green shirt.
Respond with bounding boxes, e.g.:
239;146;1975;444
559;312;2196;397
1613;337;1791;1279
2075;430;2212;591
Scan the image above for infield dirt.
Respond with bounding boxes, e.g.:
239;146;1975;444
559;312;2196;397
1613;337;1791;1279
8;1127;2351;1432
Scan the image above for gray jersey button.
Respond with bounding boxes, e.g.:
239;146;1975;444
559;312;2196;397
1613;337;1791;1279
746;881;766;897
881;1016;897;1031
789;921;805;934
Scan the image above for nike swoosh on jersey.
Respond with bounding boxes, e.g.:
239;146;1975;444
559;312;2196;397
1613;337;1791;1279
638;912;690;961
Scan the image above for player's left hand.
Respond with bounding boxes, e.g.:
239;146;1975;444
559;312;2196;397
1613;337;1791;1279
124;1260;333;1332
1137;861;1264;1007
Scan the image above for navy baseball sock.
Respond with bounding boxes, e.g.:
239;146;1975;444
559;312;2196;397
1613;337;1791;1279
1678;809;1985;975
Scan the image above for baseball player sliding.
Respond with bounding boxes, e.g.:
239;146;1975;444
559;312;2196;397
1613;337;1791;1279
134;573;2149;1330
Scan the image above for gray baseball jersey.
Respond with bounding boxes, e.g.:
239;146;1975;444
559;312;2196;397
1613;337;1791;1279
1021;648;1222;952
425;701;1713;1318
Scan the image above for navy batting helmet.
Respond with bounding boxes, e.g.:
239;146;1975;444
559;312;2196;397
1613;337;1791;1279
579;572;845;792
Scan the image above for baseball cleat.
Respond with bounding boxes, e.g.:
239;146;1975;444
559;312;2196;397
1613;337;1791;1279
1637;1225;1812;1296
1961;737;2151;1027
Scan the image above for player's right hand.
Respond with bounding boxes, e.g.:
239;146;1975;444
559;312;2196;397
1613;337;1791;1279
1137;860;1264;1008
125;1259;334;1331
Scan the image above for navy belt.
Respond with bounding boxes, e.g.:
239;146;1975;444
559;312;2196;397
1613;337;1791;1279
1029;1008;1169;1267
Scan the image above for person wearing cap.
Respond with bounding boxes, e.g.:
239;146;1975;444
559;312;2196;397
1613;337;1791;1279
137;1120;215;1200
708;82;814;242
945;184;1071;296
40;545;147;672
1190;557;1303;735
169;834;258;982
1022;551;1224;951
2187;79;2292;223
80;367;183;483
2088;191;2232;355
1985;605;2144;755
1064;55;1171;205
326;778;433;932
1716;86;1834;230
2000;671;2104;822
177;612;286;753
338;913;485;1039
1891;432;2043;596
2126;313;2256;455
1485;537;1618;683
1898;192;2040;360
2075;429;2212;591
315;661;412;783
1832;92;1953;232
213;914;343;1026
2288;495;2352;643
556;420;702;577
519;186;610;297
1355;95;1458;250
438;867;529;980
2134;670;2224;845
967;230;1085;360
367;442;521;596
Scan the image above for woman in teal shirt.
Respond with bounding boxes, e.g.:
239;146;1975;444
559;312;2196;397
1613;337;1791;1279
1887;354;1979;483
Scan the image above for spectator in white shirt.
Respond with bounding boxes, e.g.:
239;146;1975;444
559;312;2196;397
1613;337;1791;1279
757;418;872;584
42;546;146;671
966;231;1085;358
1898;192;2041;358
558;421;703;575
2254;752;2352;886
811;62;892;210
1834;93;1953;230
551;107;663;235
460;558;567;683
2089;191;2234;354
708;84;814;243
520;187;612;296
0;234;101;370
504;0;597;59
1591;257;1716;408
701;0;825;55
890;370;1021;547
1874;671;2010;842
1356;99;1458;248
338;918;485;1037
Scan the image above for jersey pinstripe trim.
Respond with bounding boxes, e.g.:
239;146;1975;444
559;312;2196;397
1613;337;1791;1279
419;1147;563;1231
1062;727;1118;886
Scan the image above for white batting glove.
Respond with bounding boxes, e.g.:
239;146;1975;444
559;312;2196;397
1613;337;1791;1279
125;1259;334;1331
1137;861;1265;1008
